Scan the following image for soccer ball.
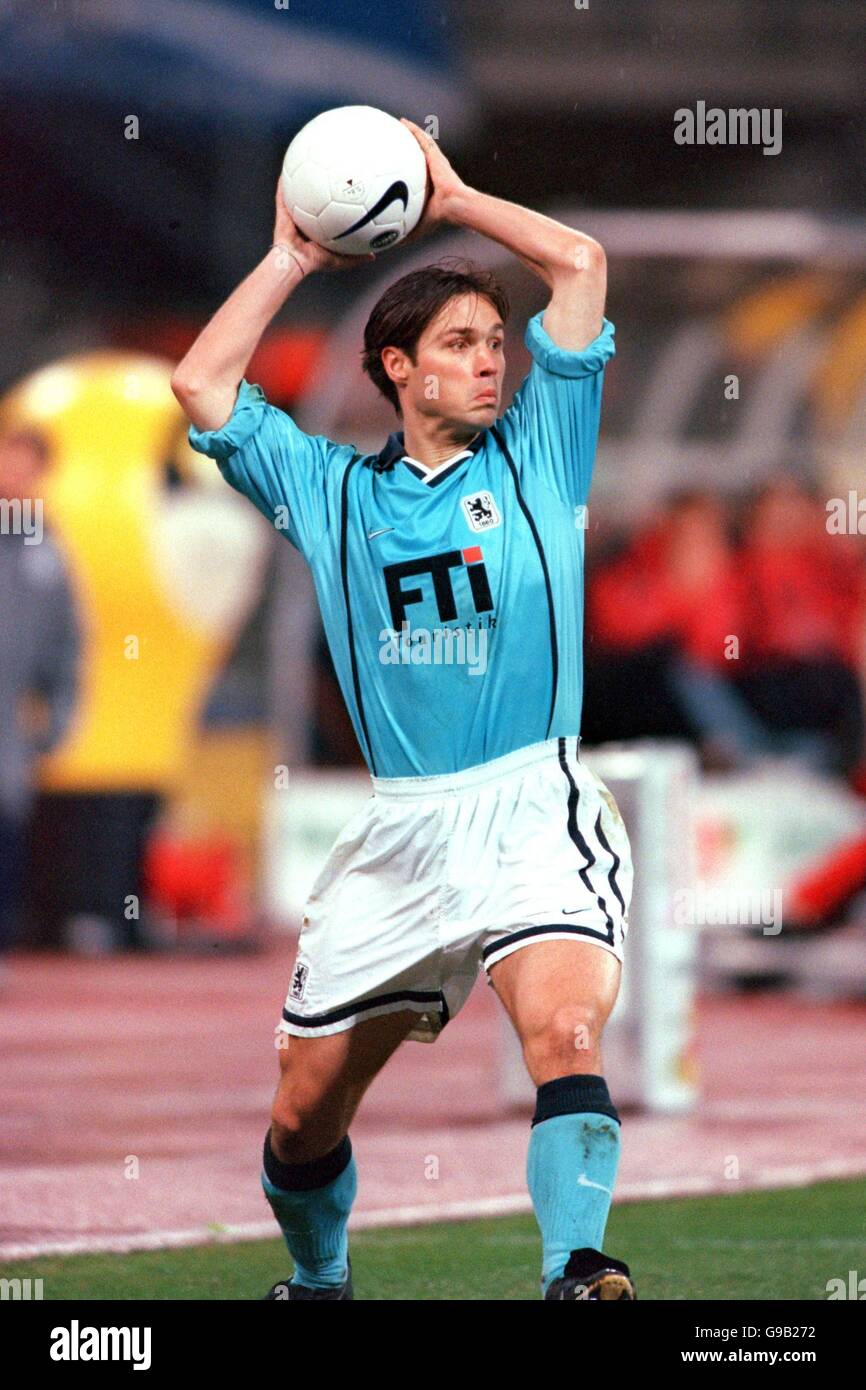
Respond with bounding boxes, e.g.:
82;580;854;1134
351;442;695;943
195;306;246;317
281;106;428;256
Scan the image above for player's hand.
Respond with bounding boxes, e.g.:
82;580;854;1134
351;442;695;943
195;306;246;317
272;178;376;275
399;118;469;243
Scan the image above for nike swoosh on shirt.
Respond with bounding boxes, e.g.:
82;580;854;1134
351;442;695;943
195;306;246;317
367;527;394;540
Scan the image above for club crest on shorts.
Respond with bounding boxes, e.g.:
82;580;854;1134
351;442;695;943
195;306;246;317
290;962;309;1002
461;491;500;532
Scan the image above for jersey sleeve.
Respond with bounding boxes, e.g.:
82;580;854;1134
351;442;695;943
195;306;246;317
187;379;350;555
497;312;615;506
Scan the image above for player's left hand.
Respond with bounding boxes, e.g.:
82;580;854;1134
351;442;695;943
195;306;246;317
399;118;468;241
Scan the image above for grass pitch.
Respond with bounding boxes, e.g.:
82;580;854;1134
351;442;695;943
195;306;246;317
3;1177;864;1300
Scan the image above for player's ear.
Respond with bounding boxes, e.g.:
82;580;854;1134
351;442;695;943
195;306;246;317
381;345;409;391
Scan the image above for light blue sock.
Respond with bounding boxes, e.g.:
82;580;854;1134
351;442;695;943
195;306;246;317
526;1075;622;1294
261;1132;357;1289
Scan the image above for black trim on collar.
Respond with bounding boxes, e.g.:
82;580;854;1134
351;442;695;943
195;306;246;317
369;429;486;474
427;454;472;488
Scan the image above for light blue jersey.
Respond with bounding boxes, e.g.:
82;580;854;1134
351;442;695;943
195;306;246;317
189;311;615;776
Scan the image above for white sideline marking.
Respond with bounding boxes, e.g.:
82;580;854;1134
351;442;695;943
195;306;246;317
2;1157;866;1262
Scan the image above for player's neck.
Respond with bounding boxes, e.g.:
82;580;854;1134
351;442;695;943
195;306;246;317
400;417;481;472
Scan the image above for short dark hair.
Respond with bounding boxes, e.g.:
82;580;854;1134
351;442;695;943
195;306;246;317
361;258;510;415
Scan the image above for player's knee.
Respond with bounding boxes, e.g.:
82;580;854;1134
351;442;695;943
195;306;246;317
272;1078;326;1139
270;1101;342;1163
271;1080;325;1129
270;1069;356;1157
522;1002;603;1076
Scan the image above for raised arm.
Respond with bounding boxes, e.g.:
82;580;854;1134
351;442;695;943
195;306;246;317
400;118;606;354
171;180;375;433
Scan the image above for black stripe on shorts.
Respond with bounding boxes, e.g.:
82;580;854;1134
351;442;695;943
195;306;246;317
282;988;448;1031
593;809;627;919
557;737;616;946
482;921;616;966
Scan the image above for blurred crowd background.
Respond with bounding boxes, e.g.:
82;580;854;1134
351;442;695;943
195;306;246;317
1;0;865;963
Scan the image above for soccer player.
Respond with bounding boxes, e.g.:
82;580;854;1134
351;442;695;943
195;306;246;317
172;119;635;1301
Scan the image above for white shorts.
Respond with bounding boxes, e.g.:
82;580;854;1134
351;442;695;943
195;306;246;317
278;736;633;1045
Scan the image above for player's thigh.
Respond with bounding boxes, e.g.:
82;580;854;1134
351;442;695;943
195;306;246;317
273;1007;419;1124
488;939;621;1048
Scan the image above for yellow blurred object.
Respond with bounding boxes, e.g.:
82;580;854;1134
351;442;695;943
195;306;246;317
169;726;276;880
1;352;260;794
721;272;836;359
812;291;866;435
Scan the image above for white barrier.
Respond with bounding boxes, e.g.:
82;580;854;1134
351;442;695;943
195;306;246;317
264;769;371;925
496;742;700;1114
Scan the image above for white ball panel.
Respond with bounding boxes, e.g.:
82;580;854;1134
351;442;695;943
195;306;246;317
285;160;332;217
290;206;325;246
317;200;368;242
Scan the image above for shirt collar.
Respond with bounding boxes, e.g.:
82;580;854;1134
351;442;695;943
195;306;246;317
401;449;474;486
370;428;486;475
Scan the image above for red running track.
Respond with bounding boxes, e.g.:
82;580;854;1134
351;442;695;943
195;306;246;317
1;949;866;1259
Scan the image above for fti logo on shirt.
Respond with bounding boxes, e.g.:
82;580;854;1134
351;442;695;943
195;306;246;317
383;548;494;628
461;491;501;533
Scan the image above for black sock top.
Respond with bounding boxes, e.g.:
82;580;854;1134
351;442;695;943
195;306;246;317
531;1073;620;1128
263;1130;353;1191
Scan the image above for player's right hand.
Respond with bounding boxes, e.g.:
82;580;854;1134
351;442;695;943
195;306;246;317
273;178;376;275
